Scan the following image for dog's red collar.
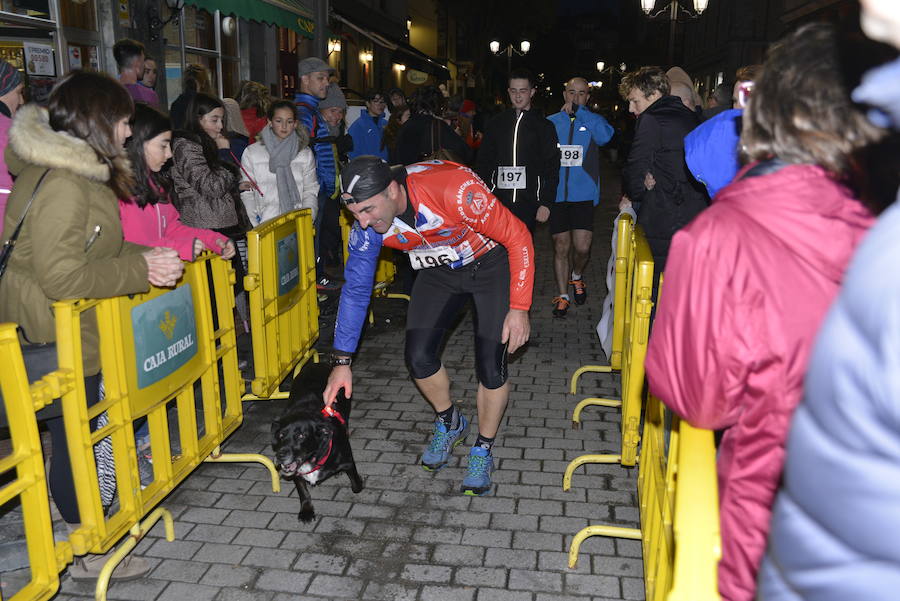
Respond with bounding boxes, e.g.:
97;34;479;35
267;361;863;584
296;437;332;476
322;406;346;425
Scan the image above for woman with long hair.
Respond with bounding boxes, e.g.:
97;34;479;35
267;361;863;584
644;23;885;601
0;70;183;580
119;103;236;260
239;100;317;225
169;92;251;236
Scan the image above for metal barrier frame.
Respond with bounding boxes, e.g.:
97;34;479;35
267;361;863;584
570;214;635;393
53;254;278;601
0;324;72;601
243;209;320;400
564;227;654;480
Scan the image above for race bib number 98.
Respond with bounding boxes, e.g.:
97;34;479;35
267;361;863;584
559;145;583;167
408;246;459;270
497;166;526;189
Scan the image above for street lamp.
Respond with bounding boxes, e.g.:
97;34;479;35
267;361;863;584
596;60;627;87
489;40;530;76
639;0;708;64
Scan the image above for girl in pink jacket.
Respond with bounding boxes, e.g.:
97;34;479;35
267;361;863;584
119;103;235;261
644;24;884;601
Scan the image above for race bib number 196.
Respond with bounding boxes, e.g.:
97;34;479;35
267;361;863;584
559;145;583;167
408;246;460;270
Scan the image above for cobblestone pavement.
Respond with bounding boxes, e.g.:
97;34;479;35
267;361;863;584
49;160;641;601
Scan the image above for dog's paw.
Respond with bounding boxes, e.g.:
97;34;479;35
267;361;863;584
298;506;316;523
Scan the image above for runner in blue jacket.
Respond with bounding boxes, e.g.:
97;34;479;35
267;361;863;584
547;77;614;317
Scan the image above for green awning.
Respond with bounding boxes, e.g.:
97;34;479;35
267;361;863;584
185;0;316;39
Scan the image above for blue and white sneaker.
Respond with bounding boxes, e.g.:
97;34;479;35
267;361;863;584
461;446;494;496
421;414;469;471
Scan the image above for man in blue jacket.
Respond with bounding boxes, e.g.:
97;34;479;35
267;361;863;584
295;56;340;290
348;89;388;161
547;77;614;317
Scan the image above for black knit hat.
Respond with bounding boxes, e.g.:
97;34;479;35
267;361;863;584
340;156;404;204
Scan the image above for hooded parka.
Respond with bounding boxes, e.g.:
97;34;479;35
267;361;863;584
0;104;150;375
644;162;874;601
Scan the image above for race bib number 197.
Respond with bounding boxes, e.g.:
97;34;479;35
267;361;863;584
497;166;526;189
408;246;460;270
559;145;583;167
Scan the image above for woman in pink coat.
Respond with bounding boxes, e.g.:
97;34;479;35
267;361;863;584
644;24;884;601
119;103;235;260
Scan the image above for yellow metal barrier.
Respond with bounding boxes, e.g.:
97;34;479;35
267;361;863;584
564;227;654;476
340;209;410;325
0;324;74;601
53;253;278;601
668;422;721;601
568;396;721;601
569;214;635;393
243;209;320;400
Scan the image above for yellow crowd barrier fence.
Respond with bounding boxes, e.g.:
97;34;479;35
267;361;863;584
0;324;73;601
49;253;278;601
570;213;635;393
242;209;319;400
568;394;721;601
340;209;410;325
564;226;654;479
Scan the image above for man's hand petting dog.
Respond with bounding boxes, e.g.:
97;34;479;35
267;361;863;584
272;362;363;523
323;364;352;407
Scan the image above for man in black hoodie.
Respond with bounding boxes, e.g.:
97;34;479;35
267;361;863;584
620;66;708;270
476;68;560;232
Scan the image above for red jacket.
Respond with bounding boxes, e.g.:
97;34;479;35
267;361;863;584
644;163;873;601
334;160;533;353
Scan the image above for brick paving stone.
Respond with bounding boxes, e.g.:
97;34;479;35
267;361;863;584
361;582;420;601
255;568;313;593
180;507;231;525
242;547;298;569
102;578;169;600
214;589;274;601
294;552;349;574
235;527;286;548
193;542;250;564
186;523;241;544
475;589;534;601
622;576;647;600
484;548;538;569
565;574;621;597
157;582;220;601
509;568;564;593
420;585;476;601
512;531;564;552
400;563;453;583
199;563;258;588
312;516;365;536
454;566;508;588
432;543;486;566
306;574;364;597
150;558;210;583
143;538;202;560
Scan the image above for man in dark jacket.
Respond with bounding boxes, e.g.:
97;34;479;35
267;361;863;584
476;68;560;233
620;66;708;269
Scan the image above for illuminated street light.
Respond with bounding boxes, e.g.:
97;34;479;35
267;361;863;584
638;0;708;63
489;39;531;76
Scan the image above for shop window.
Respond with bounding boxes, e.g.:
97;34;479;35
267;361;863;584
183;5;214;50
0;0;50;19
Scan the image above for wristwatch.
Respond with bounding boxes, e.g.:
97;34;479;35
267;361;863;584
330;354;352;367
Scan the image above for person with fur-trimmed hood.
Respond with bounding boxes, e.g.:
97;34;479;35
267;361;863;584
239;100;318;225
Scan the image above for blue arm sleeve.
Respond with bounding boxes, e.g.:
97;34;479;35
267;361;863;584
333;223;382;354
578;107;614;147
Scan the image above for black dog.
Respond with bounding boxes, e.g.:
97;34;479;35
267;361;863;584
272;361;363;522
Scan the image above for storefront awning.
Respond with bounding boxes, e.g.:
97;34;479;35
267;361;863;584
331;13;450;80
185;0;316;39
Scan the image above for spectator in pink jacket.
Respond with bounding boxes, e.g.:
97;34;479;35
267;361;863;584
0;59;24;223
119;103;235;260
644;24;884;601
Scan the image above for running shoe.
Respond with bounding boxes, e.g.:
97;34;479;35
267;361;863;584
421;414;469;471
316;276;342;291
552;296;570;317
461;446;494;496
570;279;587;305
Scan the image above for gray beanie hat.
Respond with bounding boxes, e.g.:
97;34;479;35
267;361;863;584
319;82;348;111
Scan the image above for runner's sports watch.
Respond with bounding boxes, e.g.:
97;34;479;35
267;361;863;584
330;354;352;367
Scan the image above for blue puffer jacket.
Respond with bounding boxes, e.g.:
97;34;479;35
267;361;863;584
347;113;388;161
758;57;900;601
684;108;742;198
548;104;614;205
295;92;336;196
